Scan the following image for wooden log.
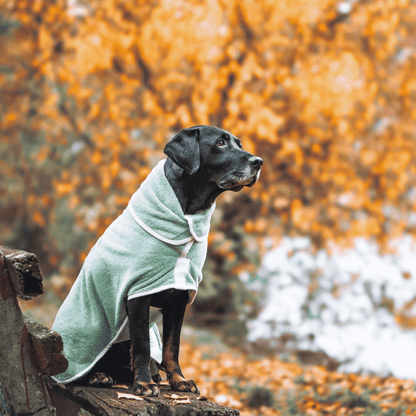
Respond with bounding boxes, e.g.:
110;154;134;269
0;247;55;415
24;315;68;377
48;380;240;416
46;387;82;416
0;246;44;300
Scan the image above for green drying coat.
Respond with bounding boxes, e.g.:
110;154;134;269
52;159;215;383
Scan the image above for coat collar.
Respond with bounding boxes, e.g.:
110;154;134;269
129;159;215;243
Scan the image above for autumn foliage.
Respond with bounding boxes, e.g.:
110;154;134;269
1;0;416;310
3;1;416;412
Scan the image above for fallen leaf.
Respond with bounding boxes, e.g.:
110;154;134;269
173;397;191;405
164;394;192;405
112;384;129;389
117;392;144;401
198;396;208;401
164;394;180;399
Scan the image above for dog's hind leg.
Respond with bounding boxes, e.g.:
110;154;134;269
85;340;133;387
88;372;114;387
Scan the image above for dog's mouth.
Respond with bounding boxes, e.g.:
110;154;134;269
217;169;261;191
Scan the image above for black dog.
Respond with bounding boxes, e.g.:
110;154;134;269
85;126;262;396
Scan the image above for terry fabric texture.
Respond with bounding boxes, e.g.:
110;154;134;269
52;159;215;383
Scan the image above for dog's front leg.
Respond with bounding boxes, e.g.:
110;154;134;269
127;296;160;396
162;291;200;394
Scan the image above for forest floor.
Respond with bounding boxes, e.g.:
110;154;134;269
178;339;416;416
20;298;416;415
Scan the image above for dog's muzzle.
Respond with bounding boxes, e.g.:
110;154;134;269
217;156;263;190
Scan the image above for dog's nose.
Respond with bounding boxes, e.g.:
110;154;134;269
249;156;263;170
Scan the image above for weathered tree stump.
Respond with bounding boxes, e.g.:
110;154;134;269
0;245;66;415
0;246;240;416
0;245;44;299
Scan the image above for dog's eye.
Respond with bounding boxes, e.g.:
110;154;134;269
216;140;226;147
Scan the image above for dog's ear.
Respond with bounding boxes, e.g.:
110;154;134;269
163;128;200;175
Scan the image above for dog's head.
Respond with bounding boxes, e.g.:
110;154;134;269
164;125;262;192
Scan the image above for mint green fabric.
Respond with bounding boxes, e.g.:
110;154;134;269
52;159;215;383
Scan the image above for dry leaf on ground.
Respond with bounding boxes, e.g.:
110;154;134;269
112;384;129;389
198;396;208;401
173;397;191;405
117;392;144;401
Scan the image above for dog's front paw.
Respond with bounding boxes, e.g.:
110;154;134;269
170;375;200;394
88;372;114;388
134;381;160;397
